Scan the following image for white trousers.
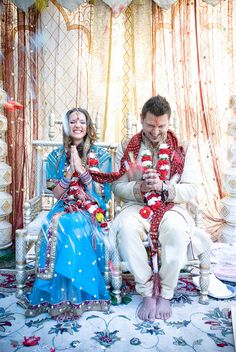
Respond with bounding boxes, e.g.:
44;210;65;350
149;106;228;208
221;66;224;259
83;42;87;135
114;204;210;299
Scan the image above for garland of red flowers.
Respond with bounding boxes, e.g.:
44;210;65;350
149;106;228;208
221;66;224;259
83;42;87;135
88;131;186;246
88;131;185;297
63;150;108;229
61;132;185;296
139;143;171;220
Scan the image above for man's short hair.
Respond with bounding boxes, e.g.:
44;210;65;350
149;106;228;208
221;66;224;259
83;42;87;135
141;95;171;118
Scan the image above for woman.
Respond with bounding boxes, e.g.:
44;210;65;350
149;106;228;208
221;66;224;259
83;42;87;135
25;108;112;320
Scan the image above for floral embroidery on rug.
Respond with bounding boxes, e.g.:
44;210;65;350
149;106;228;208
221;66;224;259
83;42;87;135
0;271;234;351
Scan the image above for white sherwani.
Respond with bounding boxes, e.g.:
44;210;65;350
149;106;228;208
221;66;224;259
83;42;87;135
111;136;212;299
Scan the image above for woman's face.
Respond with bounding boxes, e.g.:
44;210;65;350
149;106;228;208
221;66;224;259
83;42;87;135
68;110;87;145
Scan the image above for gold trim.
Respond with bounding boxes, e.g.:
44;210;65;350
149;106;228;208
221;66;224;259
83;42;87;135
25;299;110;318
12;2;92;51
51;0;92;52
171;0;184;28
102;12;113;141
12;25;34;41
154;0;185;31
199;264;211;270
16;229;27;238
152;2;157;95
2;201;11;213
131;3;138;117
121;4;133;140
15;260;27;265
35;211;62;280
133;181;144;202
167;183;176;201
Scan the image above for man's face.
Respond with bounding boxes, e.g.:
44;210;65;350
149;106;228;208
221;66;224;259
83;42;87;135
141;112;170;146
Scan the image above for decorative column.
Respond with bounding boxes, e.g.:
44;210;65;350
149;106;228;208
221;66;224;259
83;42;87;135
126;112;132;140
95;112;101;143
0;88;12;249
219;95;236;243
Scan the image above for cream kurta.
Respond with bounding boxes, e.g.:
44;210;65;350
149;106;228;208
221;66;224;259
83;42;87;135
111;137;212;299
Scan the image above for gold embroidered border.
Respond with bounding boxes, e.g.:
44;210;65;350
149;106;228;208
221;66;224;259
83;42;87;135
25;299;110;318
167;183;176;201
133;181;144;202
35;211;63;280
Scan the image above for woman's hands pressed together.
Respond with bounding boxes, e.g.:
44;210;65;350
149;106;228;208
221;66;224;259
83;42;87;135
70;145;86;175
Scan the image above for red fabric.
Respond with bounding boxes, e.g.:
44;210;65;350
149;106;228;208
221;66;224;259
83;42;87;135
152;272;161;297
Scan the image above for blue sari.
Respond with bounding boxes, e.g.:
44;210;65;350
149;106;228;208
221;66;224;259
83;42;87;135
26;145;112;319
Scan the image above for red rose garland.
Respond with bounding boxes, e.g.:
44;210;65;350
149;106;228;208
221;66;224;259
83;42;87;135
139;143;171;220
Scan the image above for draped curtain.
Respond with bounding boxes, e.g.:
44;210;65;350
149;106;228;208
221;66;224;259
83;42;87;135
1;1;39;234
0;0;235;236
151;0;235;217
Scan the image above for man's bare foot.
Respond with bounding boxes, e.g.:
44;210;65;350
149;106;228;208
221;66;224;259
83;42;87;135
155;296;172;320
138;297;156;321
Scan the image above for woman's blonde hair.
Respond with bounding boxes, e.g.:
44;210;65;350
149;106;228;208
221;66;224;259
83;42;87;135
63;107;96;162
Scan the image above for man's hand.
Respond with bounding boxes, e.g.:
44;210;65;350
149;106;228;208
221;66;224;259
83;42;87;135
125;160;143;179
140;169;163;193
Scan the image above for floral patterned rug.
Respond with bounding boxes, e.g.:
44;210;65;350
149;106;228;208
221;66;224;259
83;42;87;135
0;272;235;352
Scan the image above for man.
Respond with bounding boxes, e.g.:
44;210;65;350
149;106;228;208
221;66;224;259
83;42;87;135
111;95;212;322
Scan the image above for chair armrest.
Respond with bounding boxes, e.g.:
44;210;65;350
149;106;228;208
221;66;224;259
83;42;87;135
23;196;42;227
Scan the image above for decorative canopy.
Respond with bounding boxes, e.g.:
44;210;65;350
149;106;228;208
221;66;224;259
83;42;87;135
11;0;222;13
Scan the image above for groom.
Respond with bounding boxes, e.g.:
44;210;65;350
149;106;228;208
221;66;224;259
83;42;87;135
111;95;212;321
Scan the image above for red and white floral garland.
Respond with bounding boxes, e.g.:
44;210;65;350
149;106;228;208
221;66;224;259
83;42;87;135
86;151;108;228
139;143;171;220
64;150;108;229
87;151;100;170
